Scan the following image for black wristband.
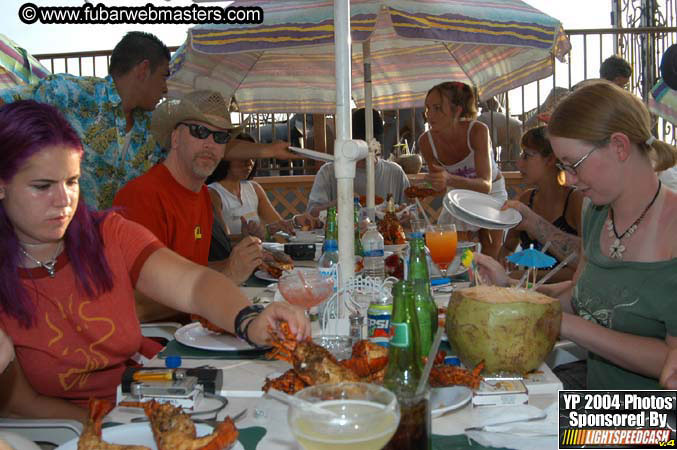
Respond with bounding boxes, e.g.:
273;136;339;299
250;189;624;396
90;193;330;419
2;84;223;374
234;304;264;347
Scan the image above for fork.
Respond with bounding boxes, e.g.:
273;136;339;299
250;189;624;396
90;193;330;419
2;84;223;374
464;412;547;433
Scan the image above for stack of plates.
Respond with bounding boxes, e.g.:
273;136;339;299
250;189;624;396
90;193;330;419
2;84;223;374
443;189;522;230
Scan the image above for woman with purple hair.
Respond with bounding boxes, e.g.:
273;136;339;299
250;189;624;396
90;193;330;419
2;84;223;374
0;100;310;422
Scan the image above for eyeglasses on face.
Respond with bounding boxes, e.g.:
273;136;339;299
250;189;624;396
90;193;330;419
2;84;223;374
555;143;603;176
178;122;231;144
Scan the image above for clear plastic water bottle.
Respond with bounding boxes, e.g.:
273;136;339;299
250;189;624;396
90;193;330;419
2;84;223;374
317;238;339;323
361;223;385;280
318;238;339;290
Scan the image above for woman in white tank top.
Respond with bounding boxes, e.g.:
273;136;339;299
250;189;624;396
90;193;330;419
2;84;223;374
418;81;509;258
207;157;294;238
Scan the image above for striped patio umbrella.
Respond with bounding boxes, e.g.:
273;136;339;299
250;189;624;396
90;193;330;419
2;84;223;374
168;0;571;113
0;34;50;90
649;79;677;125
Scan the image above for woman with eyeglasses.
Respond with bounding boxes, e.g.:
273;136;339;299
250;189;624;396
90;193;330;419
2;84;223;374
498;126;583;282
0;101;310;422
475;80;677;390
420;81;508;258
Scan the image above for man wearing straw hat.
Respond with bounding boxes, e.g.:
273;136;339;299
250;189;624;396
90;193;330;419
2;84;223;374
114;90;264;322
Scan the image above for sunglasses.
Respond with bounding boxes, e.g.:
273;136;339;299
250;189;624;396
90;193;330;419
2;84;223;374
178;122;231;144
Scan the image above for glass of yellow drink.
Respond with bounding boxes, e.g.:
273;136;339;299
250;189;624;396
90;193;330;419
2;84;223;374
288;382;400;450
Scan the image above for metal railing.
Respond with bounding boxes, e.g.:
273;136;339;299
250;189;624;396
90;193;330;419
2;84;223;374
33;24;677;174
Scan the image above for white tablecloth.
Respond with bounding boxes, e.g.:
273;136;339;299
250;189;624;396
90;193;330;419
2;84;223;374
126;286;563;449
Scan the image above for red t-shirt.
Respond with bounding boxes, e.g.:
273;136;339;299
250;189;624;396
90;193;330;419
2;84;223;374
0;213;164;407
113;163;213;265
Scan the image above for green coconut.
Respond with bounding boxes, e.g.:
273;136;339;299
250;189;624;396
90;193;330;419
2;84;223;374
446;286;561;374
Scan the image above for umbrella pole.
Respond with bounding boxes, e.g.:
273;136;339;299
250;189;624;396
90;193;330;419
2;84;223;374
333;0;356;329
363;41;376;222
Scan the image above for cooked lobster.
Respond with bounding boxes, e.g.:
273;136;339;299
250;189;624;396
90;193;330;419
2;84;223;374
404;185;445;199
118;400;238;450
378;196;406;245
262;322;482;394
78;399;149;450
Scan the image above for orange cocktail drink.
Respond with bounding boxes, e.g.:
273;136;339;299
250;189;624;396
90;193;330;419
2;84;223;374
425;224;457;272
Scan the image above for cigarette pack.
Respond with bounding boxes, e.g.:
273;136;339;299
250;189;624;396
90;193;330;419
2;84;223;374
472;379;528;407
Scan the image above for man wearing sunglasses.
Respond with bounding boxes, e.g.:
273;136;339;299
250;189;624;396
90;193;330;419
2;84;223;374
113;90;266;322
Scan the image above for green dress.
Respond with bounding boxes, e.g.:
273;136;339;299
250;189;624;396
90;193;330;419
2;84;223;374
572;204;677;389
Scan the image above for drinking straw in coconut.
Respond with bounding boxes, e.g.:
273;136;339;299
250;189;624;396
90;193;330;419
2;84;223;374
532;252;577;290
517;269;530;289
416;326;445;396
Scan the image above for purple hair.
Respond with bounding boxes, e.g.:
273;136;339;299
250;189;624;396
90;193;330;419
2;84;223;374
0;100;114;328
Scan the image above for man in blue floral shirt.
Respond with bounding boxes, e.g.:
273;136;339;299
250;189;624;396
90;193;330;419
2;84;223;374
0;31;170;209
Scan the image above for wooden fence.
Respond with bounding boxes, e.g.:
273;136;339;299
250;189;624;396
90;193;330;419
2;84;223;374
255;171;528;220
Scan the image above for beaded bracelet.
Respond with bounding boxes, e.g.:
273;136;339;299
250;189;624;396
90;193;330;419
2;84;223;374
234;304;265;347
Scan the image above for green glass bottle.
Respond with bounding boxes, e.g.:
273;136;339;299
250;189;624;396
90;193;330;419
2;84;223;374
412;279;437;357
407;233;437;355
353;197;364;258
407;232;429;281
323;206;338;251
383;281;422;394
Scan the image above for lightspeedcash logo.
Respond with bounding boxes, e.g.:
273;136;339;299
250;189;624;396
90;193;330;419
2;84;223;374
18;3;263;25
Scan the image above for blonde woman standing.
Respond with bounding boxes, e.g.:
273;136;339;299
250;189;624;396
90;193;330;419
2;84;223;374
420;81;508;258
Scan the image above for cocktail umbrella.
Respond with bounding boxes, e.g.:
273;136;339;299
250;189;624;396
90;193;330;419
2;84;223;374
168;0;570;221
0;34;50;90
507;244;556;287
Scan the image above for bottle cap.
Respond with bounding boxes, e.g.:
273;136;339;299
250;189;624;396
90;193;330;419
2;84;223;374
430;277;450;286
444;356;461;366
165;355;182;369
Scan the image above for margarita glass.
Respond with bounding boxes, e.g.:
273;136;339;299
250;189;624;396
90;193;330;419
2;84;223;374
288;382;400;450
278;268;334;309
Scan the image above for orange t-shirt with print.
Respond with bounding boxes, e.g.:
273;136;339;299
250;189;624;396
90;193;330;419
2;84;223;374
0;213;164;408
113;163;213;266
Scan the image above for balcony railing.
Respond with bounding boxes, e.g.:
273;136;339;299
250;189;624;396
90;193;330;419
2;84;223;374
31;24;677;216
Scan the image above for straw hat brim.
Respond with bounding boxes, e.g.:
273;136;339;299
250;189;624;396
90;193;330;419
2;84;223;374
151;97;244;149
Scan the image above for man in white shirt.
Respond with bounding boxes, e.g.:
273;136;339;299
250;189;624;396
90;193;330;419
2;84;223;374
306;108;410;214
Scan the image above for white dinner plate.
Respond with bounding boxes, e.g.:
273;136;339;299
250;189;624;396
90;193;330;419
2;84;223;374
56;422;243;450
175;322;261;352
289;230;324;243
289;146;335;162
430;386;473;418
449;190;521;226
443;194;517;230
254;269;280;282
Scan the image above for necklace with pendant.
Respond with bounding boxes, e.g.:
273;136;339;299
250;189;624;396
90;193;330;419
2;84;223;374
606;181;661;260
19;241;63;278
